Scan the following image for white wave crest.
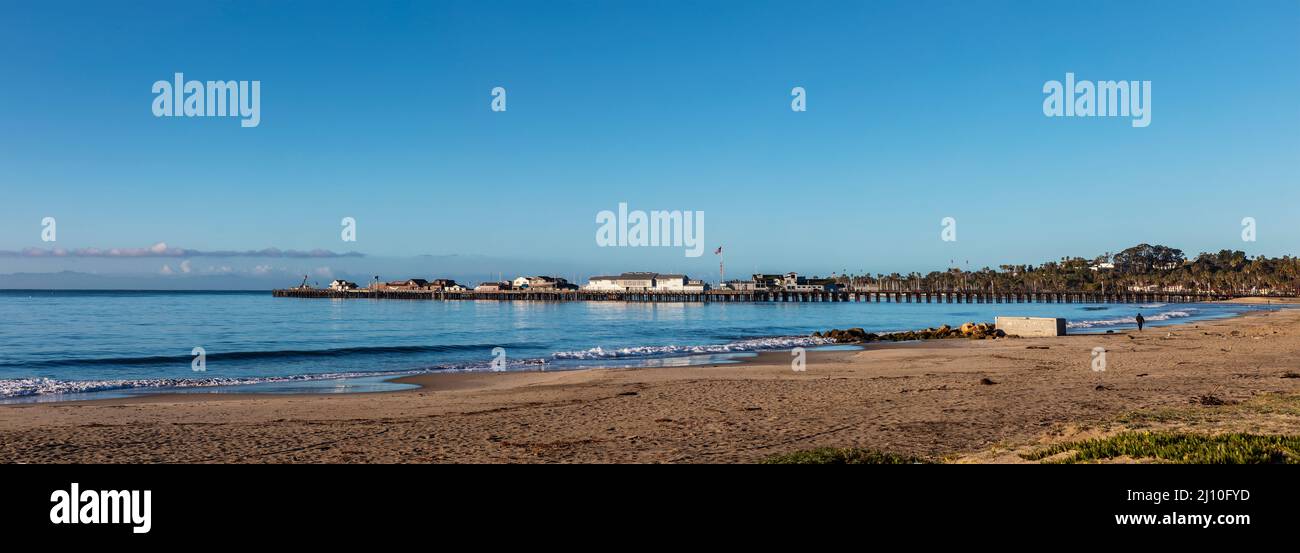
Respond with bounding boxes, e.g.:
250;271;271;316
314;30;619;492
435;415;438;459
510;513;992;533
552;335;834;360
0;369;433;399
1066;310;1193;329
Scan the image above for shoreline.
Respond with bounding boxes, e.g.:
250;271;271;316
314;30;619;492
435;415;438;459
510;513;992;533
1211;296;1300;305
3;307;1299;463
0;303;1269;405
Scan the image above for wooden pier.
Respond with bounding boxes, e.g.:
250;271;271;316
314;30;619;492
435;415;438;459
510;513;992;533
272;288;1238;304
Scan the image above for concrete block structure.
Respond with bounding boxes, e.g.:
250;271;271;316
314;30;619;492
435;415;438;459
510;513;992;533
995;316;1067;337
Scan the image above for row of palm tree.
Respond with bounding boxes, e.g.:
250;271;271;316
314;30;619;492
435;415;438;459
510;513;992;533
830;244;1300;295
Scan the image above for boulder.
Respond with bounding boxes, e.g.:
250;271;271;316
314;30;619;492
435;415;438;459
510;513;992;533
823;328;879;343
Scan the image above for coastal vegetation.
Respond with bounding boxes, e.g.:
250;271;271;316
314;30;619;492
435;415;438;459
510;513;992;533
837;244;1300;296
761;448;934;464
1020;432;1300;464
768;433;1300;464
771;394;1300;465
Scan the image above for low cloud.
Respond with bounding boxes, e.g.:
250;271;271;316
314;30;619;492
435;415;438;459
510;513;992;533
2;242;364;258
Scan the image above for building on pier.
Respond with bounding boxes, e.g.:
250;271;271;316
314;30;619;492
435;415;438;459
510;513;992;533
583;272;708;292
651;274;708;292
370;278;469;291
373;279;429;290
427;278;466;291
512;276;577;290
722;279;759;291
746;272;839;292
328;279;358;291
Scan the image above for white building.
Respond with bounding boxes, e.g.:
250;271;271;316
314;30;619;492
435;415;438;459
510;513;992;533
584;272;655;291
652;274;688;289
583;276;622;291
681;279;707;292
653;274;708;292
329;280;358;291
583;272;707;292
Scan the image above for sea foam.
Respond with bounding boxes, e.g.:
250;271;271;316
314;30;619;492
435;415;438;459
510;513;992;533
1066;309;1194;329
0;336;831;398
550;335;834;360
0;371;425;399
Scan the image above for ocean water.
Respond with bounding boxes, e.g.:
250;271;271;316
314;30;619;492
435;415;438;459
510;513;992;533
0;290;1277;401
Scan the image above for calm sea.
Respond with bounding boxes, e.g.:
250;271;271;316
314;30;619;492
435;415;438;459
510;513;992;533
0;290;1276;402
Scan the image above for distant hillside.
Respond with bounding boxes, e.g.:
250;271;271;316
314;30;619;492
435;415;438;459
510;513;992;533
844;244;1300;295
0;271;282;290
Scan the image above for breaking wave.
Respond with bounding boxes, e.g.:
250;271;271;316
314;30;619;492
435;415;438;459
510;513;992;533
0;357;563;399
0;336;832;398
0;370;425;399
552;335;834;360
0;343;539;369
1066;309;1194;329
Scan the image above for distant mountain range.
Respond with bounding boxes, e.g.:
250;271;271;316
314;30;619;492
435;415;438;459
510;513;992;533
0;271;289;290
0;251;608;290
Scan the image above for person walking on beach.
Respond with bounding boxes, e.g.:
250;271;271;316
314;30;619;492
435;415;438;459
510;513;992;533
1135;312;1145;332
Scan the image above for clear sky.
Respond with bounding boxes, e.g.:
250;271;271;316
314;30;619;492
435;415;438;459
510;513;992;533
1;0;1298;287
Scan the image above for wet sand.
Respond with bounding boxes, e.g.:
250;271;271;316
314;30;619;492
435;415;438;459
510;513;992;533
3;309;1299;463
1213;296;1300;305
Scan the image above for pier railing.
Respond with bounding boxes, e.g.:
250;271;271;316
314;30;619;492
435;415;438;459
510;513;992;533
272;288;1241;304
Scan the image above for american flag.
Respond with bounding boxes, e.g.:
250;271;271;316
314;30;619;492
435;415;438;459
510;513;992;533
714;246;723;255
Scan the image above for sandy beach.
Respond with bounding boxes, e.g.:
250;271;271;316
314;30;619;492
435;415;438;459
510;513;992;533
3;308;1300;464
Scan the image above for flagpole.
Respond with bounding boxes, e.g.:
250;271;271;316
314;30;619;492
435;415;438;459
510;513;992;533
715;246;724;287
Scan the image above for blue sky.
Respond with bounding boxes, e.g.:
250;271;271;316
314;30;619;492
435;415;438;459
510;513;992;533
1;0;1297;287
